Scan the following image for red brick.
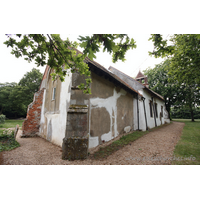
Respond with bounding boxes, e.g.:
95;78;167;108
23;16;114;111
21;88;44;137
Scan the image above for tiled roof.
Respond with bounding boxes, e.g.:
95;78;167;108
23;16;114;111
75;49;143;97
145;87;164;100
108;66;164;101
41;48;162;100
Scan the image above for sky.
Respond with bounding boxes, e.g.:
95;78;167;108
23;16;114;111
0;34;167;84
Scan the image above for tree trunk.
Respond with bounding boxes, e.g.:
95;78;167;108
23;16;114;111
189;105;195;122
165;101;171;120
190;109;194;122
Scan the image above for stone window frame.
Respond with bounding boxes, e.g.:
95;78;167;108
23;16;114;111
52;87;56;101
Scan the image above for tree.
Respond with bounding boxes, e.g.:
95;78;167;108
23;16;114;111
0;82;17;115
8;85;28;118
143;59;178;120
0;68;43;118
4;34;137;94
149;34;200;121
18;68;43;106
172;82;200;121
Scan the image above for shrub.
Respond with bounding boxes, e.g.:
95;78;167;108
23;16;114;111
0;129;20;152
0;114;6;124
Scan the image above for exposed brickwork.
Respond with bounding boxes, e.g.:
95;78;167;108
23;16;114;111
21;88;44;137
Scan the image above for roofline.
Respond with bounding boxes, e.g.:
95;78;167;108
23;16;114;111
39;48;143;97
108;66;164;101
85;59;142;97
74;48;142;97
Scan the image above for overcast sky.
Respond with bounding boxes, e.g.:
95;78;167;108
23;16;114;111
0;34;166;84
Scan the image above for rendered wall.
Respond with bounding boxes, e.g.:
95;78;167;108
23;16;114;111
138;89;169;131
39;69;72;147
88;72;134;148
69;71;135;149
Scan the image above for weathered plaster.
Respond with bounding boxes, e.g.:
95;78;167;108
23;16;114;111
90;107;110;139
116;92;133;134
89;88;133;148
90;73;114;99
39;71;72;147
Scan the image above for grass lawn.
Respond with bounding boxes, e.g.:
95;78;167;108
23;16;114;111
172;119;200;165
0;119;24;130
0;130;20;152
0;119;23;152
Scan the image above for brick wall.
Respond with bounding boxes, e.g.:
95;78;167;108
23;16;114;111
21;88;44;137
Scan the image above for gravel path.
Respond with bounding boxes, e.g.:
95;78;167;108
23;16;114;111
1;122;184;165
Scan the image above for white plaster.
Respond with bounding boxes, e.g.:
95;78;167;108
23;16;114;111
101;131;112;142
124;126;131;133
89;136;99;148
88;88;127;148
39;89;46;135
140;89;170;130
39;70;72;147
50;72;72;146
138;89;143;95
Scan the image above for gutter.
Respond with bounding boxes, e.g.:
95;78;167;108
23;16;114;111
151;97;157;127
142;97;148;131
137;94;139;130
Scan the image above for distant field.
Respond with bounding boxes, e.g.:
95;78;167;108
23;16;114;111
172;119;200;165
0;119;24;130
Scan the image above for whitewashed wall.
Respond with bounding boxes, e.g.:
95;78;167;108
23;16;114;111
139;89;170;131
39;72;72;147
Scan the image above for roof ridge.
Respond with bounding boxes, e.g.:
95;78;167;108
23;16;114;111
108;66;164;100
74;49;142;97
108;66;146;87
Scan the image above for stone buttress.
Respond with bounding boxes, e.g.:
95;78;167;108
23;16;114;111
62;73;89;160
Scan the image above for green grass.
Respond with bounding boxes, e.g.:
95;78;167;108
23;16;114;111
0;130;20;152
172;119;200;165
0;119;24;129
90;124;170;160
0;119;23;152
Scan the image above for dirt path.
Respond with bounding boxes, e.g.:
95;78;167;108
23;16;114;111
1;122;184;165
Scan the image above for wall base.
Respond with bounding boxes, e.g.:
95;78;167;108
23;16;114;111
62;135;89;160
